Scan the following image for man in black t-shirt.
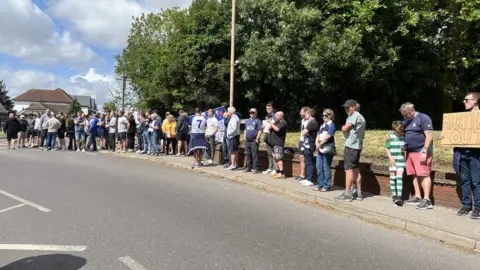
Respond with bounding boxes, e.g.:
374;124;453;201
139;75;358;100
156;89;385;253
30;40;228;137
268;111;288;179
300;109;319;186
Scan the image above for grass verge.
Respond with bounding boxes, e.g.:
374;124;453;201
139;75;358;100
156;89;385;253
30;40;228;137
247;130;453;172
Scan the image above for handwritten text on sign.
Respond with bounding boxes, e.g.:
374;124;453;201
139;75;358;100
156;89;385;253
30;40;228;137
441;111;480;148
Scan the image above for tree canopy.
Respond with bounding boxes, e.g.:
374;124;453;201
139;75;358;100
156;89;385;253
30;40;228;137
68;98;83;117
0;80;14;112
116;0;480;128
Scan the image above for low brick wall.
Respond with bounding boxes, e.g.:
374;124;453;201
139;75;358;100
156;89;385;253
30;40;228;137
213;146;463;209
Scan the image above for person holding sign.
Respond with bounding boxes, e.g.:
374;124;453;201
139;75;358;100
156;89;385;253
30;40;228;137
453;92;480;219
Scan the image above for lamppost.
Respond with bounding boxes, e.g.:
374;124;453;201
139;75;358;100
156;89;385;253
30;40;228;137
229;0;236;107
116;71;128;111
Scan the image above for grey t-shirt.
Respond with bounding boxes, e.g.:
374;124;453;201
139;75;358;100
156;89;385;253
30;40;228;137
227;114;240;138
109;117;117;134
117;116;128;133
344;111;366;150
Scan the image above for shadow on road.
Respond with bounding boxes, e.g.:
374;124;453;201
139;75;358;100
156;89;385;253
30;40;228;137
0;254;87;270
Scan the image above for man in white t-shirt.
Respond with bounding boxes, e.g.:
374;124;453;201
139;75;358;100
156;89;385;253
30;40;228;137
204;109;218;165
117;111;129;153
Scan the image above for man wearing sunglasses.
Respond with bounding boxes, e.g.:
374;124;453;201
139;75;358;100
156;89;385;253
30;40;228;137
454;92;480;219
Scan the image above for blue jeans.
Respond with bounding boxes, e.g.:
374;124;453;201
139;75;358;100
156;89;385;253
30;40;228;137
222;137;230;164
46;132;57;149
303;149;315;181
142;131;151;153
316;153;334;190
151;132;160;154
459;150;480;209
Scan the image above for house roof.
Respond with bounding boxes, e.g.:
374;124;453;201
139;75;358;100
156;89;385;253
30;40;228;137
71;95;91;107
0;103;7;114
13;88;73;103
19;103;70;115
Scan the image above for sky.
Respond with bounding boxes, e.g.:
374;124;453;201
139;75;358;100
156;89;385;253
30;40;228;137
0;0;192;109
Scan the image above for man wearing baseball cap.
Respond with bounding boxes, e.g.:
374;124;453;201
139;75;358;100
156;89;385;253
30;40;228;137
336;99;366;202
244;108;262;173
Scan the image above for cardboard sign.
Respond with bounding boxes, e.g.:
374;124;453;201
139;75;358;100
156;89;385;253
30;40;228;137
441;111;480;148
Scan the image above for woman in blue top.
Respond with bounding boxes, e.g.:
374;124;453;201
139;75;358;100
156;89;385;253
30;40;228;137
97;113;106;150
314;109;336;192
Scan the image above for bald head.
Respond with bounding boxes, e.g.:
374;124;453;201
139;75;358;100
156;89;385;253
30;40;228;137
275;111;284;120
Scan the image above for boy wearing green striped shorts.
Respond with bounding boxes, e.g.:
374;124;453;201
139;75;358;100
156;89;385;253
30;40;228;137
385;121;406;206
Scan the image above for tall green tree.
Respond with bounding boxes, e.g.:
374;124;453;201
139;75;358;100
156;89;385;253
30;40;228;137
116;0;480;128
102;101;117;114
67;98;82;117
0;80;14;111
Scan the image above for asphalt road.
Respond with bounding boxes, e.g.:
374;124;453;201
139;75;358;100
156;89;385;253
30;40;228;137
0;147;479;270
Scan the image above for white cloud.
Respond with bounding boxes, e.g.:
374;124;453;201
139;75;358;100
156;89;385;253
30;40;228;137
0;67;117;110
48;0;192;49
0;0;98;66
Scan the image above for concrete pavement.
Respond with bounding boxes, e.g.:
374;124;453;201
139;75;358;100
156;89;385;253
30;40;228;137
0;148;479;269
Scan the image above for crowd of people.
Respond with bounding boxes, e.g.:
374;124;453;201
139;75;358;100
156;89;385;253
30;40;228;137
3;92;479;219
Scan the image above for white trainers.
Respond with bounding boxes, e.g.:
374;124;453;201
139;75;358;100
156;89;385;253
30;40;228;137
299;180;308;185
82;149;85;153
263;169;273;175
77;149;80;152
207;159;213;165
302;180;314;187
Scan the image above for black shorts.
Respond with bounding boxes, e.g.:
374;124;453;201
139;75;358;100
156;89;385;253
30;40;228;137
227;135;240;153
176;132;188;141
34;130;41;137
7;133;18;141
344;147;362;170
118;132;127;141
26;130;34;138
58;131;65;139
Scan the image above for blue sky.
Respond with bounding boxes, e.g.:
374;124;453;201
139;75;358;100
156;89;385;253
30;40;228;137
0;0;191;108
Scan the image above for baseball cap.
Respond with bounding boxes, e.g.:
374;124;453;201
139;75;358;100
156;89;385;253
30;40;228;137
342;99;357;108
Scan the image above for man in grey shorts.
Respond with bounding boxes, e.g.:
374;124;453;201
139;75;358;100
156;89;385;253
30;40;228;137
335;99;366;202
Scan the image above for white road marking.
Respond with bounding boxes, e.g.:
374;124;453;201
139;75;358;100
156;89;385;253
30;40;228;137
0;203;26;213
0;189;51;212
119;257;147;270
0;244;86;252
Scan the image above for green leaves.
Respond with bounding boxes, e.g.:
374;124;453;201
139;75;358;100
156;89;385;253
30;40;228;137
116;0;480;128
68;99;83;117
0;80;14;112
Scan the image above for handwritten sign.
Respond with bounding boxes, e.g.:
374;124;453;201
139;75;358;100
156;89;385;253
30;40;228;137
441;111;480;148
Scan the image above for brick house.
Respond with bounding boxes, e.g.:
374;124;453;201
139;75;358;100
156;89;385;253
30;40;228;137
13;88;96;116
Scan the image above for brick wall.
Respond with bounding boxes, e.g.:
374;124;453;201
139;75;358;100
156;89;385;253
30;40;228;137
214;146;464;209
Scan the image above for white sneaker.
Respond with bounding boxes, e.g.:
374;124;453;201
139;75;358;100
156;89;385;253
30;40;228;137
299;180;308;185
76;149;80;152
302;180;314;187
207;159;213;165
82;149;85;153
263;169;272;175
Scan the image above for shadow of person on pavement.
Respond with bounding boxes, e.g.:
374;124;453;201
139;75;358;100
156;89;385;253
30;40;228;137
0;254;87;270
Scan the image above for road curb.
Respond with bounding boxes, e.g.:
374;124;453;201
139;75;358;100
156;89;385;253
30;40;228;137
101;151;480;253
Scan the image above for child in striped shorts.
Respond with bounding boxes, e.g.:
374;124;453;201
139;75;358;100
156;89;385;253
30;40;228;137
385;121;406;206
